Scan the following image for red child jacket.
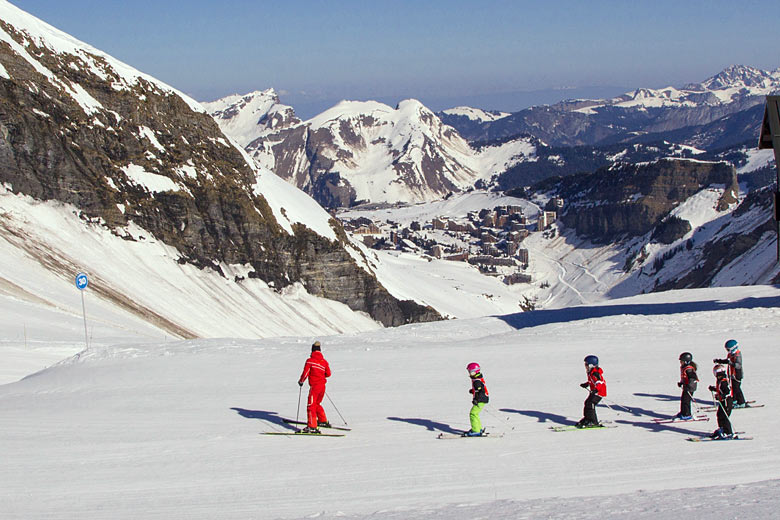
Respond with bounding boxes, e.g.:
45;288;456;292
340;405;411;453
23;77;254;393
299;351;331;387
588;367;607;397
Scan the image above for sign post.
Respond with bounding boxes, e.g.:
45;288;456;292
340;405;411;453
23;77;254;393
75;272;89;349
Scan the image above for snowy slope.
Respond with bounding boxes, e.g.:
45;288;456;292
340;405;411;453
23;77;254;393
0;182;379;345
441;106;511;122
1;285;779;519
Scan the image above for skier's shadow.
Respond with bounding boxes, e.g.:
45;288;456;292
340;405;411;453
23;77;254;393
614;418;711;437
387;417;461;434
500;408;573;426
634;392;713;406
230;408;295;430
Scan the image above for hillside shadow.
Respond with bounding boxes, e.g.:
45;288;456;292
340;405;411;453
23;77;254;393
387;417;461;434
496;294;780;330
230;408;294;430
500;408;573;426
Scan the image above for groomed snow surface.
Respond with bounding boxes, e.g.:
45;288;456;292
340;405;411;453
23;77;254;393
2;285;779;519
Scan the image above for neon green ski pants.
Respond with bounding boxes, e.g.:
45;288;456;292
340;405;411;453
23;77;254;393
469;402;486;433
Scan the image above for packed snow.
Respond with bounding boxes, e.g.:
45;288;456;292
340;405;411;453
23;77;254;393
1;284;779;519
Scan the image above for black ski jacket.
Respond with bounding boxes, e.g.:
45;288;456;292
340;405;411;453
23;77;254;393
469;374;489;405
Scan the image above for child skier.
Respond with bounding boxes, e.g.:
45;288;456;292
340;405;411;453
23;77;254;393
465;362;489;437
297;341;331;434
714;339;747;407
708;364;733;439
576;355;607;428
675;352;698;420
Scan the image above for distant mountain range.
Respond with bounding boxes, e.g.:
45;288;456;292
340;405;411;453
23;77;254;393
209;65;777;209
440;65;779;149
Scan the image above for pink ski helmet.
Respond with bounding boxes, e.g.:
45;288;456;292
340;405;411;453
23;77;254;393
466;362;481;376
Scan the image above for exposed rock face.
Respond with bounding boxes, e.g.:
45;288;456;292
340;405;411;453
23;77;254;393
555;159;738;241
650;216;692;245
655;188;778;290
0;11;440;328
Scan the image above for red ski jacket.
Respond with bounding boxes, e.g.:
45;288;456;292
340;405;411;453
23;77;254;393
587;367;607;397
299;351;331;387
680;364;698;391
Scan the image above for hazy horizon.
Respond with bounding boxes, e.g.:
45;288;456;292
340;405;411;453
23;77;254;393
9;0;780;119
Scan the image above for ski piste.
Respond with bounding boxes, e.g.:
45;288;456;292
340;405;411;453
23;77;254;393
437;431;503;439
652;414;709;424
282;419;352;431
549;423;617;432
263;430;345;437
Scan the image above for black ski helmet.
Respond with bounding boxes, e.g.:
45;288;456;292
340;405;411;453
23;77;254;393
584;355;599;367
679;352;693;365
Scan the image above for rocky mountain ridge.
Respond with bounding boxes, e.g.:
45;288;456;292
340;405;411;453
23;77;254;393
0;0;439;331
207;93;537;208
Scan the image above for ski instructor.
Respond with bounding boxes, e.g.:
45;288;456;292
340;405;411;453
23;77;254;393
298;340;331;434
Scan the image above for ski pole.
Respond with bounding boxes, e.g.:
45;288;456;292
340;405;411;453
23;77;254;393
710;389;734;433
295;385;303;426
484;405;512;432
688;391;704;414
601;398;633;413
325;391;348;426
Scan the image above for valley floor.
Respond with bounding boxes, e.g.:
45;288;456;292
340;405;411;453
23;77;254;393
1;286;779;519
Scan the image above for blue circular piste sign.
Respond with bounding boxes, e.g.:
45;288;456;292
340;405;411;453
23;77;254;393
75;272;89;290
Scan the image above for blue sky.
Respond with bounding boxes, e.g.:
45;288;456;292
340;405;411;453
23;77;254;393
11;0;780;117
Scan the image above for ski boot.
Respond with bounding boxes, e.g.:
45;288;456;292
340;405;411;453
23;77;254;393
300;426;321;434
463;428;485;437
317;421;331;428
576;419;597;429
709;428;724;439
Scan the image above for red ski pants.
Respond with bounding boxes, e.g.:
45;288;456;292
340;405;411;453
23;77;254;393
307;385;328;428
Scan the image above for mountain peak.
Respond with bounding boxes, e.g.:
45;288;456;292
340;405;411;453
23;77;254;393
693;64;774;91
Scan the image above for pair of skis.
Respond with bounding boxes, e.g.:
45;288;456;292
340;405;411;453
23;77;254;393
262;419;350;437
549;422;617;432
436;431;504;439
699;400;763;412
686;431;753;442
652;414;709;424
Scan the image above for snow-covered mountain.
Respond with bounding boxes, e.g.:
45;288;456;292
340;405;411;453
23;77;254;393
575;65;780;112
202;89;300;147
0;0;439;334
208;95;536;208
444;65;779;148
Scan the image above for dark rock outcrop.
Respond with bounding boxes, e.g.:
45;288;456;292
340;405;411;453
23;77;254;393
555;159;738;241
